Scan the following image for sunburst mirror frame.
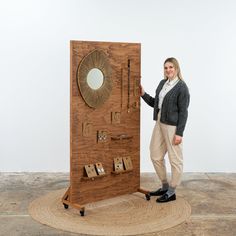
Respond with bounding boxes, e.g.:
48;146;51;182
77;49;112;108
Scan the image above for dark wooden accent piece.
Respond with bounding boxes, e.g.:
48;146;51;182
127;59;131;113
62;40;149;213
111;134;133;140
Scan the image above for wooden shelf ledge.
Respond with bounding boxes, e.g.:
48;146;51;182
81;173;108;181
111;169;133;175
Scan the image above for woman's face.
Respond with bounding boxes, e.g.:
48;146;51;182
164;62;177;79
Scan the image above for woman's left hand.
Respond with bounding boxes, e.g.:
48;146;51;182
173;135;182;145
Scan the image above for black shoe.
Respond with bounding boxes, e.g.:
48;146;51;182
149;188;168;196
156;193;176;203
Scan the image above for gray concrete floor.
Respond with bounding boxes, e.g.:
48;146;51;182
0;172;236;236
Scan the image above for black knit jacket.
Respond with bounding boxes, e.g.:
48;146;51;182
141;79;190;137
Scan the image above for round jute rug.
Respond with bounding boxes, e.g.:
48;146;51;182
29;189;191;236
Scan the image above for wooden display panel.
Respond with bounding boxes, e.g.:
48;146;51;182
62;40;149;213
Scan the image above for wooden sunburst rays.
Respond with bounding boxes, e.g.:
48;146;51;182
77;50;112;108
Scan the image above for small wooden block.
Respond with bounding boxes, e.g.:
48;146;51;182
123;156;133;170
97;131;108;143
82;122;93;137
114;157;124;171
111;112;121;124
84;164;97;178
95;162;106;175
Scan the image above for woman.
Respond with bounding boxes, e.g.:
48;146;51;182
141;57;190;203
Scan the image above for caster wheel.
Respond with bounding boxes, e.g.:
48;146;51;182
80;210;85;216
63;203;69;209
145;194;151;201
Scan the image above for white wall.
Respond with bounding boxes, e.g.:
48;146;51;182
1;0;236;172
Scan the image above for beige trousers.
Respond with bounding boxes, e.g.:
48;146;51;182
149;113;183;188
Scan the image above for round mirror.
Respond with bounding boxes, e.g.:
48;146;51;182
77;49;112;108
87;68;104;90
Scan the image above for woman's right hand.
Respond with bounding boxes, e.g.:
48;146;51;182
140;85;145;96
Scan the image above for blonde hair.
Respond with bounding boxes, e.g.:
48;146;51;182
164;57;183;80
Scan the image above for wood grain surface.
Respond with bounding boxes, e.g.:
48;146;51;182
69;40;141;205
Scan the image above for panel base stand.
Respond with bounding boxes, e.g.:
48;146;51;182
62;187;151;216
61;187;85;216
137;187;151;201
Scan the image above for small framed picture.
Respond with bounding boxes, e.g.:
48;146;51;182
123;156;133;170
84;164;97;178
95;162;106;175
114;157;124;171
